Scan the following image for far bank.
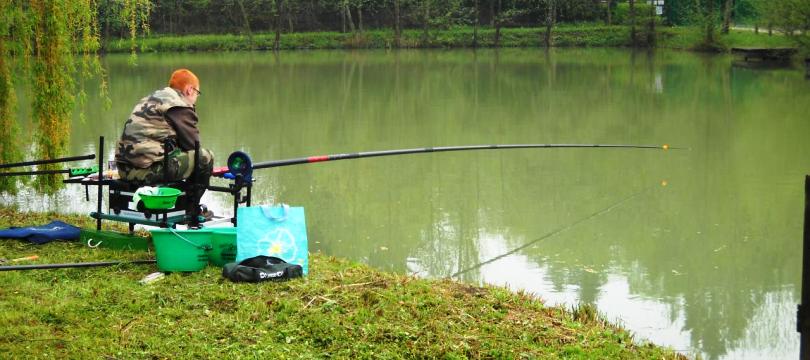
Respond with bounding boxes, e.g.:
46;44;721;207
106;25;801;55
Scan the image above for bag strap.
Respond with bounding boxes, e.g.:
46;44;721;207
259;203;290;222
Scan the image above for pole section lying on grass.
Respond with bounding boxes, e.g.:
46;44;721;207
250;143;680;170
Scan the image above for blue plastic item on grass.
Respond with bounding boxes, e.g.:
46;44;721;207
0;221;81;244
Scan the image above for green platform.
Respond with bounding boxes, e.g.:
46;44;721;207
80;229;151;251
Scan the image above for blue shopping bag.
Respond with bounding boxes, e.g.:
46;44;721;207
236;204;308;275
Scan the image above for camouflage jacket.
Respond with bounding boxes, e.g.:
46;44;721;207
116;87;194;168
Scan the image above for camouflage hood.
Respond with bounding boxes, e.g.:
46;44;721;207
115;87;194;168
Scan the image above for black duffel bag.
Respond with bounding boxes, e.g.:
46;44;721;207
222;256;303;282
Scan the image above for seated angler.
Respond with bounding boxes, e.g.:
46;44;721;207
115;69;214;214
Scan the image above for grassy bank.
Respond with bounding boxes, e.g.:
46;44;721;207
106;24;798;53
0;208;684;358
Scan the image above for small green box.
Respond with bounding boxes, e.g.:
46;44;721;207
80;229;151;251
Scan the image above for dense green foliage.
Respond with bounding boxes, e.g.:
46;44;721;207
96;0;807;36
95;0;808;53
754;0;810;43
0;209;685;358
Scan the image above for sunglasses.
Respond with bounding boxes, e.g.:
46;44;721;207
192;87;201;96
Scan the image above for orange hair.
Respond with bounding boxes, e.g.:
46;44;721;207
168;69;199;90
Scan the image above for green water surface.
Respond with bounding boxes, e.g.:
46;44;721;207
8;48;810;359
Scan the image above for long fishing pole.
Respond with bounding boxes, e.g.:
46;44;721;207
0;260;156;271
0;154;95;170
0;166;98;178
250;143;679;170
450;184;655;279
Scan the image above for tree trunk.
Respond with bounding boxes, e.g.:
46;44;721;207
173;0;181;34
494;0;502;47
287;0;294;33
768;23;772;36
344;1;356;33
647;0;655;46
307;0;316;30
273;0;281;50
606;0;612;26
394;0;401;47
722;0;733;34
236;0;253;46
490;0;495;27
754;23;758;34
629;0;636;46
473;0;479;47
357;4;363;33
544;0;554;47
705;0;716;44
422;0;430;45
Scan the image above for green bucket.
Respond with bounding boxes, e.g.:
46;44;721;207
149;228;212;272
209;227;237;267
140;187;182;210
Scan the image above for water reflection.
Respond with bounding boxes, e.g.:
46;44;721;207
4;48;810;359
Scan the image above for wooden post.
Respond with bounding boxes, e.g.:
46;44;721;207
800;175;810;359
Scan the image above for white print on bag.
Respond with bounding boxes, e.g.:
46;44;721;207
259;271;284;279
256;227;304;265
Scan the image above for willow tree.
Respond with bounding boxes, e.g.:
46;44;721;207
0;0;148;194
0;4;21;193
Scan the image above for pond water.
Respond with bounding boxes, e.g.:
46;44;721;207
5;48;810;359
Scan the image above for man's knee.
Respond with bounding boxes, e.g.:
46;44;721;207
199;149;214;168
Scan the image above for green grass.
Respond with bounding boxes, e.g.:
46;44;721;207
0;207;685;358
657;26;797;51
105;24;803;55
